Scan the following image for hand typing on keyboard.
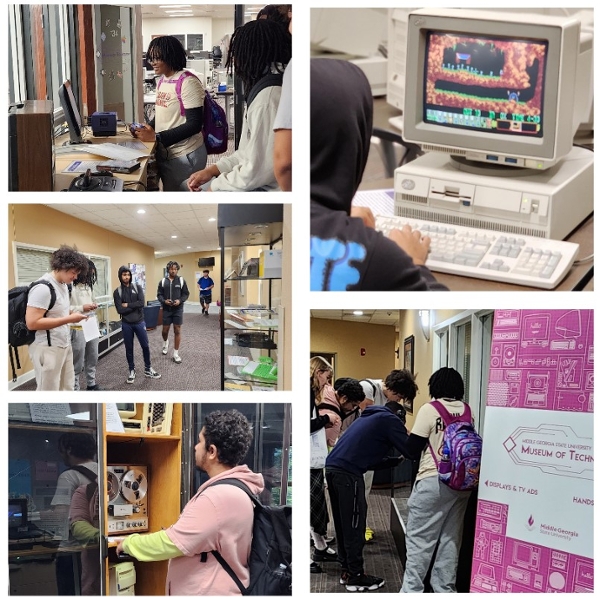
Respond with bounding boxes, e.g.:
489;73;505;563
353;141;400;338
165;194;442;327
375;214;580;289
388;225;432;266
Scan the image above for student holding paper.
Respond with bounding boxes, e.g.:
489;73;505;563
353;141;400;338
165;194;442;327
70;259;103;391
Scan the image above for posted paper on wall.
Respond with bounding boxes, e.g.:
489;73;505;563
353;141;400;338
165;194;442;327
471;309;593;593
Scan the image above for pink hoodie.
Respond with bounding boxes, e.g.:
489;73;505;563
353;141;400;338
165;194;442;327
165;465;264;595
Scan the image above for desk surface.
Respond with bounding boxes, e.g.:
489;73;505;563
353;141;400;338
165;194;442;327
54;129;154;192
357;180;593;291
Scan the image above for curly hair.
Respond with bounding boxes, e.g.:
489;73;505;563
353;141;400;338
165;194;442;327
428;367;465;401
58;432;96;460
166;261;180;271
257;4;292;25
203;410;253;467
50;245;89;277
384;369;418;401
147;35;187;72
225;19;291;99
335;379;365;405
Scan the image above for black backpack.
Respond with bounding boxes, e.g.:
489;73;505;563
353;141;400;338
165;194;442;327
8;280;56;382
246;73;283;107
204;478;292;595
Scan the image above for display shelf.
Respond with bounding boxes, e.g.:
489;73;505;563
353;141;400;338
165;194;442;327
218;205;284;391
96;299;123;357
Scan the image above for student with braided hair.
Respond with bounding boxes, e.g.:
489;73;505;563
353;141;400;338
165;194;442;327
70;259;103;391
187;18;291;192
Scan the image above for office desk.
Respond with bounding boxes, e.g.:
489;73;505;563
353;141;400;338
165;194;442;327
356;180;594;291
54;130;154;191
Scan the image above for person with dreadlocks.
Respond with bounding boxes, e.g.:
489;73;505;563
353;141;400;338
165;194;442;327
132;35;207;191
70;259;103;391
187;18;291;192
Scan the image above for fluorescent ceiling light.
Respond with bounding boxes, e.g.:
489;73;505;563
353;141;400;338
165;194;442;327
353;311;364;316
171;235;177;239
208;217;216;222
137;209;145;214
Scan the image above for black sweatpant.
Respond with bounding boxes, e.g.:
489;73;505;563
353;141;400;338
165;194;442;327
326;466;367;577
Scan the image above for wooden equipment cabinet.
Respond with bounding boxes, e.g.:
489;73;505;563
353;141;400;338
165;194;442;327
103;404;183;596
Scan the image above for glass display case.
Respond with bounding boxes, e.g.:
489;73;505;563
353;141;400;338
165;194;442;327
218;205;285;391
95;298;123;358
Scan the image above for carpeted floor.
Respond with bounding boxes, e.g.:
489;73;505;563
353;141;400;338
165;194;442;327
13;303;222;392
310;486;410;593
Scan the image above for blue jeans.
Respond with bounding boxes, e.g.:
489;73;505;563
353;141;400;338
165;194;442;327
122;321;151;371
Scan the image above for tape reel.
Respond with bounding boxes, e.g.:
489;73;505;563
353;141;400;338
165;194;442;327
120;468;148;503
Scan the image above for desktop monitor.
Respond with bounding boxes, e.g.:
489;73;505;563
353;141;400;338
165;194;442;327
116;403;137;419
58;79;84;144
9;498;28;531
402;9;584;169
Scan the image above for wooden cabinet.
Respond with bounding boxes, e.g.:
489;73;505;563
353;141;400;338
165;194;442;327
103;404;183;596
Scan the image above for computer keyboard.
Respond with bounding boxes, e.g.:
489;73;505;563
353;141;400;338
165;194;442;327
375;214;580;289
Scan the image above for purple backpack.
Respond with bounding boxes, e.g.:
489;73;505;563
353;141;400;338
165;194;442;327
157;71;228;155
428;401;482;491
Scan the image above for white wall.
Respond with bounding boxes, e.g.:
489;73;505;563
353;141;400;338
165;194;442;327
141;17;236;53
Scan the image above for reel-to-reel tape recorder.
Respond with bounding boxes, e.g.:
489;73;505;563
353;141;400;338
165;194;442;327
107;465;149;535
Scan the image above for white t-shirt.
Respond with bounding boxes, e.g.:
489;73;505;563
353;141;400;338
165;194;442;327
359;379;387;406
156;71;205;158
27;273;71;347
411;398;467;482
273;59;292;131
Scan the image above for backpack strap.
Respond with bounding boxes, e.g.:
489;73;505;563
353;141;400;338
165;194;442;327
246;73;283;107
68;465;97;484
31;280;57;347
199;478;259;595
158;71;199;117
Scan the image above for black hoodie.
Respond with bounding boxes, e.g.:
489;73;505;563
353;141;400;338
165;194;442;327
310;58;448;291
113;266;146;324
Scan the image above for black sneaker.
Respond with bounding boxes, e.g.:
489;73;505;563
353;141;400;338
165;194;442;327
144;367;161;379
313;547;338;562
346;573;385;592
86;384;103;391
126;370;136;384
310;561;323;574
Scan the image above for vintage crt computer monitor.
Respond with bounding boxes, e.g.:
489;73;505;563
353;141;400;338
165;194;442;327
58;79;87;145
395;9;593;240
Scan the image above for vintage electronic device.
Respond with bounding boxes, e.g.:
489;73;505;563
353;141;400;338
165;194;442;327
120;403;173;435
8;100;55;191
259;250;282;278
67;170;124;192
91;111;117;136
107;465;149;534
109;560;136;595
394;9;594;241
375;213;579;289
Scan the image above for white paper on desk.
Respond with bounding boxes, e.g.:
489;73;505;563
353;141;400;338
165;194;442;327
82;315;100;342
62;160;100;173
75;143;150;160
118;140;149;151
106;404;125;433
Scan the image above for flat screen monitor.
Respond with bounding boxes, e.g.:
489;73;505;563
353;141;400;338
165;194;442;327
58;79;85;144
402;9;583;169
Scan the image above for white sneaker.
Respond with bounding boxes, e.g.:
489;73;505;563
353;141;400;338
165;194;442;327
162;340;169;355
144;367;161;379
126;370;136;384
173;354;182;364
